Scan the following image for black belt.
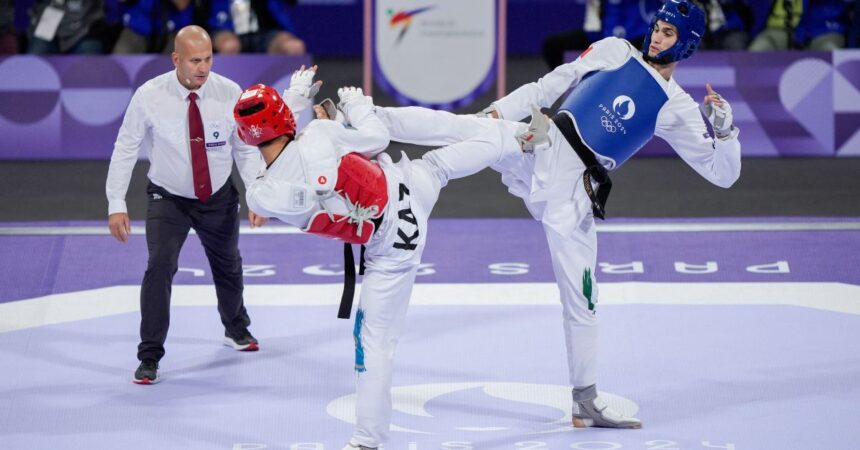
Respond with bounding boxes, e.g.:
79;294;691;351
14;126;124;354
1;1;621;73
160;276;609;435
337;214;384;319
551;113;612;220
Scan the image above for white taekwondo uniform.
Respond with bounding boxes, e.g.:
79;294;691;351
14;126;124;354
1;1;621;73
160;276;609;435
246;91;522;447
376;36;741;395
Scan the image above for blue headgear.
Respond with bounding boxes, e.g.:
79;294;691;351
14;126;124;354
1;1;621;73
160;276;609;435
642;0;706;64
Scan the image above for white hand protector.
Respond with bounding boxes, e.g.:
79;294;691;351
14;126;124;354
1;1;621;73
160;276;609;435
516;106;551;153
337;86;370;109
702;91;734;140
337;86;373;124
287;65;320;99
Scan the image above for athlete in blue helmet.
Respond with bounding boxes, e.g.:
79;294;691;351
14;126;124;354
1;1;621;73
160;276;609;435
371;0;741;433
642;0;706;64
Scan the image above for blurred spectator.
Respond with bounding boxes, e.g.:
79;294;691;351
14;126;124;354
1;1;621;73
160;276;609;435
112;0;235;54
542;0;600;69
543;0;743;70
702;0;755;50
198;0;241;54
749;0;850;51
600;0;664;50
209;0;305;55
101;0;126;52
1;0;17;54
600;0;753;51
27;0;110;54
793;0;851;50
849;0;860;48
113;0;193;53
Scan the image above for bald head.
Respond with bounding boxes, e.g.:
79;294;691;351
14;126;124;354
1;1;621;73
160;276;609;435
172;25;213;91
174;25;212;55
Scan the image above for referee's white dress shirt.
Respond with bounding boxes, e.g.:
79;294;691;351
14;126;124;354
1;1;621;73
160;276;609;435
106;70;262;215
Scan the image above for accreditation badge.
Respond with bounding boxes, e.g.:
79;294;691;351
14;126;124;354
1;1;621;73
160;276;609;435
205;121;227;150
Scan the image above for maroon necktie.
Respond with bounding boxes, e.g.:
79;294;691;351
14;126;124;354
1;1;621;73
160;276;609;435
188;92;212;202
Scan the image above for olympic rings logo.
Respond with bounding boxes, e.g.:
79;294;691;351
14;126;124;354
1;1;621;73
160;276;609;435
600;116;617;133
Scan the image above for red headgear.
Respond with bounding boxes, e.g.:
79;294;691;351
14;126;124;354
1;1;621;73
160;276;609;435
233;84;297;146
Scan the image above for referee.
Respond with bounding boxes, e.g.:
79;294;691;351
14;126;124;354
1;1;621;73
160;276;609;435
106;25;266;385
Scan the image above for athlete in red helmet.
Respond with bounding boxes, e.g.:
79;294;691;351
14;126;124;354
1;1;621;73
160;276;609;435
234;83;298;146
234;66;524;450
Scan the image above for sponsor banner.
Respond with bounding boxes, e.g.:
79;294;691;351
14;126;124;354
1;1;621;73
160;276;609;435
373;0;498;109
0;54;311;160
565;49;860;157
3;50;859;158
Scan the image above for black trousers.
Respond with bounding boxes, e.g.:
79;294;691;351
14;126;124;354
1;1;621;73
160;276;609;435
137;181;250;362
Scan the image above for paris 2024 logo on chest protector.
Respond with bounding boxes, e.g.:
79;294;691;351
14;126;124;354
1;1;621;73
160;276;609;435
612;95;636;120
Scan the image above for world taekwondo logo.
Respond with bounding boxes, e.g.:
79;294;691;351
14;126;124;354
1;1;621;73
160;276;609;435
326;382;638;434
249;124;263;139
388;6;435;45
612;95;636;120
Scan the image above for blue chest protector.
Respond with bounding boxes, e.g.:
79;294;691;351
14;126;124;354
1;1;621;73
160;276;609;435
559;57;669;168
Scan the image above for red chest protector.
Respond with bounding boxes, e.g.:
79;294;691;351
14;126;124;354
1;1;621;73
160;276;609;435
304;153;389;245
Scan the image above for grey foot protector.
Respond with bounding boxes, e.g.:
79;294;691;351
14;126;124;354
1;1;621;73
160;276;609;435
572;384;643;429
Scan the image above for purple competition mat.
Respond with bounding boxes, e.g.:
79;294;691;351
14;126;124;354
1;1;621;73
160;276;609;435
1;218;858;449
